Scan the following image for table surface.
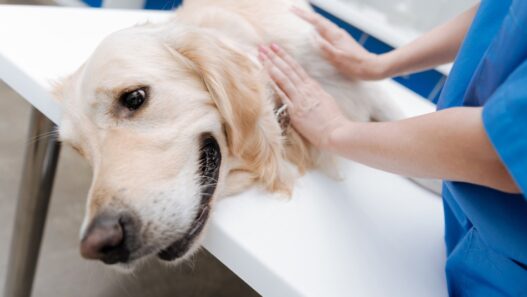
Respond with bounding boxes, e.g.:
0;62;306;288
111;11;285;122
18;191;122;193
0;5;447;297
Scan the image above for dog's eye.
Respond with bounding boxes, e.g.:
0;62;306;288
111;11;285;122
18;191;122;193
120;88;147;111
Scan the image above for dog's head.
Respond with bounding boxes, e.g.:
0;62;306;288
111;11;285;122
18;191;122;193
54;24;291;269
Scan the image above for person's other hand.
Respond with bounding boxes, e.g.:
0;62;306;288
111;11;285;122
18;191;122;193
258;43;348;149
292;7;386;80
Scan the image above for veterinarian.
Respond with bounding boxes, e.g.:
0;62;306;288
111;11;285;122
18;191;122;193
259;2;527;296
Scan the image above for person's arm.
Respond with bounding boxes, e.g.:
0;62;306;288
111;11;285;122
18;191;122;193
329;108;519;193
293;4;479;80
258;44;520;193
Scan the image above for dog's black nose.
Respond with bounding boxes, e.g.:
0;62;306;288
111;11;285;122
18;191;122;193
80;213;129;264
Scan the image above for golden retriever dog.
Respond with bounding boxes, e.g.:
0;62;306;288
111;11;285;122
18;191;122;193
54;0;414;269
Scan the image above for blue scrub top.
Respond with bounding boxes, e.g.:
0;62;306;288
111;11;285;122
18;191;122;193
436;0;527;295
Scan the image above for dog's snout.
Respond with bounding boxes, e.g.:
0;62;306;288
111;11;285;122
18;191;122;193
81;213;130;264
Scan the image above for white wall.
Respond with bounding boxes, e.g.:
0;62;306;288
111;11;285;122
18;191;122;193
341;0;478;34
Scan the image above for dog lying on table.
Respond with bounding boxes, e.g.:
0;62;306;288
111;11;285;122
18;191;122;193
54;0;426;269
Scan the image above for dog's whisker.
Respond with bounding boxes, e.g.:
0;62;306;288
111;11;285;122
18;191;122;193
195;175;219;183
197;184;219;193
130;268;139;282
198;181;219;188
184;250;198;272
195;192;215;198
25;129;59;146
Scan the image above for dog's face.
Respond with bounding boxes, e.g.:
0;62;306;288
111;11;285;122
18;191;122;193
55;24;290;269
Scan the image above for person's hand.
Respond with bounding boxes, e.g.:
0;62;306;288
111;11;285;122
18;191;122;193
292;7;387;80
258;43;348;149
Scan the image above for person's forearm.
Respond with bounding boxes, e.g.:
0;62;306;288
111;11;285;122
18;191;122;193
374;3;479;78
328;107;519;193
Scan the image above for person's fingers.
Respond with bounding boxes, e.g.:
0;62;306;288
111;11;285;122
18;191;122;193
291;6;317;23
259;51;299;100
316;35;340;61
291;7;343;42
259;45;303;85
269;43;309;81
272;82;293;108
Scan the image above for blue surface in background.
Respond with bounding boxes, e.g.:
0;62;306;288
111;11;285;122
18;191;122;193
81;0;444;103
144;0;182;10
83;0;102;7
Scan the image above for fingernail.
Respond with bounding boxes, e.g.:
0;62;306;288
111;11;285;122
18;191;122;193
258;52;267;61
259;45;269;54
270;43;280;52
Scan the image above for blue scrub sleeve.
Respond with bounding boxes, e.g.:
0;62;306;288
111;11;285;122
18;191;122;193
482;59;527;196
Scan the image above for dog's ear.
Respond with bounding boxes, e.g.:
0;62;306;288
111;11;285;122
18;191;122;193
178;37;260;156
169;31;293;195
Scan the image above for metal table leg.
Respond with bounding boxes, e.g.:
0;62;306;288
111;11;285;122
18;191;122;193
3;108;61;297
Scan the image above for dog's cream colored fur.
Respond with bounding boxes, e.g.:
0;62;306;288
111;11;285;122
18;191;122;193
55;0;403;267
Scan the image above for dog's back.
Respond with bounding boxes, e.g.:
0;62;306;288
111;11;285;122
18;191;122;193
177;0;402;121
174;1;443;195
